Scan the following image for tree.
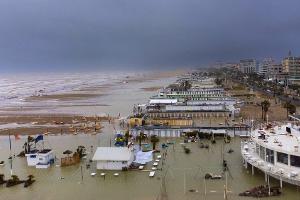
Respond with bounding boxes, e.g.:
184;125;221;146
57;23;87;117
11;175;19;182
283;101;296;118
137;132;147;147
150;135;159;150
180;80;192;91
215;78;223;86
27;175;34;181
261;100;270;121
124;130;130;146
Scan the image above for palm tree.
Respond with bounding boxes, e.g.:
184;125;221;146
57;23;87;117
137;132;147;148
124;130;130;146
27;175;34;182
150;135;159;150
283;101;296;118
261;100;271;121
0;174;5;184
180;80;192;91
11;175;19;182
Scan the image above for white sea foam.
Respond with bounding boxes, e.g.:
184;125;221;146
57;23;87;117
0;71;135;107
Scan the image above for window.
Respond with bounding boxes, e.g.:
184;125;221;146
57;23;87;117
256;144;259;155
266;148;274;164
277;152;288;165
259;146;265;160
122;161;127;164
290;155;300;167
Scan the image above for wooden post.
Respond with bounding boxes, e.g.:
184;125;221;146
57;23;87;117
183;171;186;195
204;178;207;196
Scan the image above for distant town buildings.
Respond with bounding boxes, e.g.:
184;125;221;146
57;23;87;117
232;51;300;85
239;59;257;74
258;58;274;77
282;51;300;84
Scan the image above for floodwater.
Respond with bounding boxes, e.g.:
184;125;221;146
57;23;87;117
0;73;300;200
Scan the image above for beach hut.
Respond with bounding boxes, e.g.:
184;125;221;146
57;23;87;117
25;149;55;169
92;147;134;170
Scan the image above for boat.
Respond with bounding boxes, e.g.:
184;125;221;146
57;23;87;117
0;161;4;166
241;119;300;187
138;166;144;170
100;173;106;176
90;172;97;176
149;171;155;177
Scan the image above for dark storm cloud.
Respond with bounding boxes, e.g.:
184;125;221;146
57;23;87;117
0;0;300;72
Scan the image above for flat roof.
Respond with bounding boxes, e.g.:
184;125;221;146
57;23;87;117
92;147;133;161
252;124;300;156
149;99;177;104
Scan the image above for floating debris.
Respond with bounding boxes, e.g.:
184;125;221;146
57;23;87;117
6;175;25;187
204;173;222;180
24;175;35;188
227;149;234;154
184;146;191;154
239;185;281;198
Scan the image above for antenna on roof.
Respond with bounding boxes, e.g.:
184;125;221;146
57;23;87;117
288;50;292;57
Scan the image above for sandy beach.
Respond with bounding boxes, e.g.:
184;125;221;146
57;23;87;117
0;70;183;136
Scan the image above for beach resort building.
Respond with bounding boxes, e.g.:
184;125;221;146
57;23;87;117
153;88;226;102
92;147;134;170
241;120;300;187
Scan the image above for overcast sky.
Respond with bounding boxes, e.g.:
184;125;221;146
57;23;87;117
0;0;300;72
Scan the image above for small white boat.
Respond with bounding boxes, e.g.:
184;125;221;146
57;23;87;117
153;162;158;166
155;159;160;162
151;167;157;170
100;173;106;176
149;171;155;177
157;155;162;159
90;172;96;176
114;173;119;176
139;166;144;170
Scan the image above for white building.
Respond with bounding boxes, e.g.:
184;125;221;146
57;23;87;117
25;149;55;169
241;122;300;187
92;147;134;170
240;59;257;74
